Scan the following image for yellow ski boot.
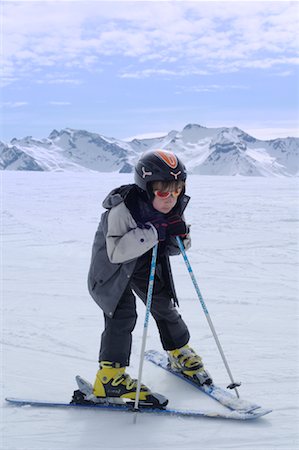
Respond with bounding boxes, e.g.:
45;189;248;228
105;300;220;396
168;345;212;385
93;361;168;408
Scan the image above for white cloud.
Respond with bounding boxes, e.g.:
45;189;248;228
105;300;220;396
234;118;299;139
175;84;249;94
120;67;209;78
36;78;83;85
49;101;71;106
123;131;168;141
0;101;28;108
273;70;294;77
2;1;299;84
245;127;299;140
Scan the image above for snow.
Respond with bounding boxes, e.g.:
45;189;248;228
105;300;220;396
1;171;299;450
246;147;276;165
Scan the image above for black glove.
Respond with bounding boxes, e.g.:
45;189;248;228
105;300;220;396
167;215;188;237
149;216;168;241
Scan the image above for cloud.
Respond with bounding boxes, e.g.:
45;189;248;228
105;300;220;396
273;70;294;77
36;78;83;85
48;101;71;106
175;84;249;94
244;126;299;140
120;67;209;78
2;1;299;85
0;101;28;108
123;131;168;141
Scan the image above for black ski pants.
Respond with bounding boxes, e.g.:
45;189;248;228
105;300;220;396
99;258;190;366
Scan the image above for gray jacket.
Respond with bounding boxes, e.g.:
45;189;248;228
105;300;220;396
87;184;190;317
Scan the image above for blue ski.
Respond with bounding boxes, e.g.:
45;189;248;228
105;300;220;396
5;397;269;420
145;349;271;417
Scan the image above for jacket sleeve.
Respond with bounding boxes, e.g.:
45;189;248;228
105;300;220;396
106;202;158;263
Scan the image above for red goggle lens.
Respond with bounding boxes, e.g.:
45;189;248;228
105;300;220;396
154;188;182;199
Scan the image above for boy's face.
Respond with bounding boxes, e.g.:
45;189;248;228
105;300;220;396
152;194;178;214
151;180;183;214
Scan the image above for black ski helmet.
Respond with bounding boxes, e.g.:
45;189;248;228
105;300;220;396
134;149;187;195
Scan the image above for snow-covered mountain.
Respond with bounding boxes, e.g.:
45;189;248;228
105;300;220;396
1;124;298;176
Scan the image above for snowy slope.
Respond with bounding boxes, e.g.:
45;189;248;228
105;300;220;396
193;129;287;176
1;136;91;172
48;128;136;172
1;124;298;176
2;172;299;450
162;125;298;176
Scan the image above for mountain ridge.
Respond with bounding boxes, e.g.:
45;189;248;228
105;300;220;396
1;124;298;176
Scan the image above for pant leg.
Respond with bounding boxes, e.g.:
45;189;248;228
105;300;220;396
131;262;190;351
99;285;137;366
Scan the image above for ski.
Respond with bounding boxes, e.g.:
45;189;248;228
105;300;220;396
5;397;268;420
145;349;271;417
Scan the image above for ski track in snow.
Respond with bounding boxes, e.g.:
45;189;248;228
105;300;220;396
1;172;299;450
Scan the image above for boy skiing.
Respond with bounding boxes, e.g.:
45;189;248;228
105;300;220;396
87;149;211;408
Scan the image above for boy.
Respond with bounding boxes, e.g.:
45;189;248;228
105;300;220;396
87;149;211;408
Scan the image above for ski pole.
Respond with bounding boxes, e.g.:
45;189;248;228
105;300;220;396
133;243;158;423
176;236;241;398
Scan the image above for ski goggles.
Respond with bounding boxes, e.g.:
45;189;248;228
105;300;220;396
153;187;183;199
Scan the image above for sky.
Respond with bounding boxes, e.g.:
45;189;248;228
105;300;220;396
1;0;299;142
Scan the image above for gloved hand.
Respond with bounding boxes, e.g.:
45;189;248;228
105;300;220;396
150;216;168;241
167;215;189;237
